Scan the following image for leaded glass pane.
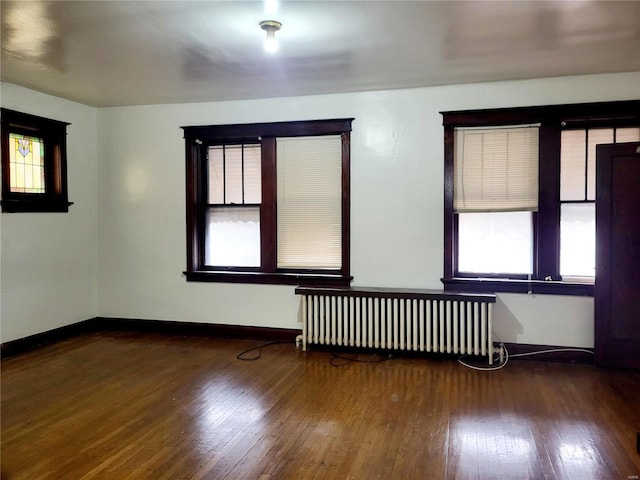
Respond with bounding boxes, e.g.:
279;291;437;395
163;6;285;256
8;133;45;193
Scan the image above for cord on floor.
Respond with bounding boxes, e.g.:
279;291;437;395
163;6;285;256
236;340;294;361
329;351;393;367
458;340;594;372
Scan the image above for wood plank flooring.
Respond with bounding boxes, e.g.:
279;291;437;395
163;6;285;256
2;331;639;479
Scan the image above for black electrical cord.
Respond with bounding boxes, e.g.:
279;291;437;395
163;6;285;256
329;351;393;367
236;340;294;361
235;340;393;367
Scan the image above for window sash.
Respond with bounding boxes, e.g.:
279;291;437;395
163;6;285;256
205;206;261;267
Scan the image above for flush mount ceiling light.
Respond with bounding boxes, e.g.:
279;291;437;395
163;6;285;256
259;20;282;53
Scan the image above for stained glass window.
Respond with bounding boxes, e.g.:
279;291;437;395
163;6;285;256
2;108;71;213
9;133;46;193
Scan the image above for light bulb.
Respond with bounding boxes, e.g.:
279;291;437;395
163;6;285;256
264;31;278;53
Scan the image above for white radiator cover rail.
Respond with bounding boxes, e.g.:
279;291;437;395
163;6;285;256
295;287;496;365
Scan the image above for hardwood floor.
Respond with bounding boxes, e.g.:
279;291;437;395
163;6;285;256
2;331;639;480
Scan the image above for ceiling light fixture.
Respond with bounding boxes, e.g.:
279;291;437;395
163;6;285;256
259;20;282;54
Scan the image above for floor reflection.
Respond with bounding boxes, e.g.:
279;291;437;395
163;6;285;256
554;424;605;479
195;377;267;444
451;415;536;479
450;416;609;480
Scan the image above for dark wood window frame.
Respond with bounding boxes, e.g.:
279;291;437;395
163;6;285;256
442;100;640;296
1;108;72;213
182;118;354;286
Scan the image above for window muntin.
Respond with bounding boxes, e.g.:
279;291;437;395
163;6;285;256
183;118;353;286
1;108;71;213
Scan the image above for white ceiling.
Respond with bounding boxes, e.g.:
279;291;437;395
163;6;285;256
2;1;639;108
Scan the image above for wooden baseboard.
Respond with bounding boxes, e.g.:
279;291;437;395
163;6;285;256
503;342;594;364
1;318;301;357
1;318;100;357
2;318;593;365
94;317;300;342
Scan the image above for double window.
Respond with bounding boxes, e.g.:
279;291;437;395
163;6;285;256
1;108;72;213
183;118;353;286
442;100;640;295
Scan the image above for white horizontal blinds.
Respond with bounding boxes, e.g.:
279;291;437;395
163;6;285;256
225;146;244;204
209;146;225;204
243;145;262;203
208;144;261;204
616;127;640;143
277;135;342;269
560;128;640;202
454;125;539;212
560;130;586;201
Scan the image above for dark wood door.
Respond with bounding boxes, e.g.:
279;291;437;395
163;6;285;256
595;141;640;370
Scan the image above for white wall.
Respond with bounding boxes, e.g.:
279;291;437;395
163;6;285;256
0;83;99;343
98;72;640;348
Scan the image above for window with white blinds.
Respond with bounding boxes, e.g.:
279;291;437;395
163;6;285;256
443;100;639;294
454;126;539;212
183;117;352;285
276;136;342;269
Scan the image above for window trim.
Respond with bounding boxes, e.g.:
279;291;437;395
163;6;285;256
441;100;640;296
1;108;72;213
182;118;354;286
